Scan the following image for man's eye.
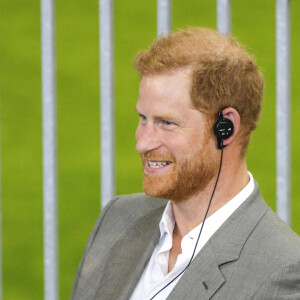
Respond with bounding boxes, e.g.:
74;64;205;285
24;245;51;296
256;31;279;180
161;120;175;127
139;114;147;123
163;120;173;125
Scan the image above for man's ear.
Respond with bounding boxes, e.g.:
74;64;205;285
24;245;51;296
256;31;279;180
221;107;240;147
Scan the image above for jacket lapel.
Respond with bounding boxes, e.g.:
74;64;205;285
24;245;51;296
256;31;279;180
168;182;268;300
167;242;226;300
96;204;166;300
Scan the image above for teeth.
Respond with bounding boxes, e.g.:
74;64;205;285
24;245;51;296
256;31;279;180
148;161;170;168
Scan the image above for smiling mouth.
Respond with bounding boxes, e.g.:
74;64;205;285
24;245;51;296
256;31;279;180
148;160;172;168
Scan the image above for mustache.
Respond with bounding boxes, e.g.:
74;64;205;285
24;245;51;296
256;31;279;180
141;151;176;162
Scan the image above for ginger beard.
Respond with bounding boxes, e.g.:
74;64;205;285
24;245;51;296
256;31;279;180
141;133;219;202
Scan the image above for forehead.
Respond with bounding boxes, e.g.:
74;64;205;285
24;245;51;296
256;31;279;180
136;70;210;129
136;70;195;115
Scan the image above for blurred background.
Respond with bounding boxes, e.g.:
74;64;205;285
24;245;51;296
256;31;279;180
0;0;299;299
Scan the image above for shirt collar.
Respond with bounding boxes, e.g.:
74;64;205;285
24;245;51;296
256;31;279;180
159;201;175;239
158;171;255;240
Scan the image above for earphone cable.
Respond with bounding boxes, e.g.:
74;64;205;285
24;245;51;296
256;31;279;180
149;142;224;300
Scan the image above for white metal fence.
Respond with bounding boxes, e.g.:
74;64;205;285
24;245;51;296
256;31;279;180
276;0;291;224
0;0;292;298
41;0;58;299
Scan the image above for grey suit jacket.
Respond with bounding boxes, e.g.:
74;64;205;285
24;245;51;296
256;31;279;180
71;182;300;299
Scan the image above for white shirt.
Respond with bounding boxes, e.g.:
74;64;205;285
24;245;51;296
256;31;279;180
130;172;254;300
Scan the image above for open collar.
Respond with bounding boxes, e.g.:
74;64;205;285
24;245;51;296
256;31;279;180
97;182;267;300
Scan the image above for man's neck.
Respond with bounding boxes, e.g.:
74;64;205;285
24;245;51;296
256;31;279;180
171;159;249;238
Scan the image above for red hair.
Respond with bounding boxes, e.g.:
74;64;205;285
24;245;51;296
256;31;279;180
134;27;264;156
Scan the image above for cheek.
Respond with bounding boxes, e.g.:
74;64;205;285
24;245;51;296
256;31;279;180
175;133;214;156
167;138;195;157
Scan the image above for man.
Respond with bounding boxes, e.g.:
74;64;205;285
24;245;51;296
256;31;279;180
71;28;300;299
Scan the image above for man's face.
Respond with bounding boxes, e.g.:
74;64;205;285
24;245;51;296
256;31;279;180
135;70;219;202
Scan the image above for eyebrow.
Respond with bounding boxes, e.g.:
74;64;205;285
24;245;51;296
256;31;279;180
156;114;175;120
134;106;147;116
134;106;178;120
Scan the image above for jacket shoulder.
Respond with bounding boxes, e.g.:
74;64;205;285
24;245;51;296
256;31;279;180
251;210;300;299
102;193;167;224
256;207;300;260
91;193;167;248
71;194;167;299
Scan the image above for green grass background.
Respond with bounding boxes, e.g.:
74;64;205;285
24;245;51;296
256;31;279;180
0;0;299;299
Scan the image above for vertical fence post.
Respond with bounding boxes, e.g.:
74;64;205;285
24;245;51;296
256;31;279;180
217;0;231;34
276;0;291;224
157;0;171;36
0;115;2;300
100;0;115;208
41;0;58;299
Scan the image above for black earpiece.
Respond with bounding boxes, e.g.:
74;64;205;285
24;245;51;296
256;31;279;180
213;110;234;149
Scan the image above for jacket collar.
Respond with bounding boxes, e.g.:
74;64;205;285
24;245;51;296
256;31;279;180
99;182;267;300
168;181;267;299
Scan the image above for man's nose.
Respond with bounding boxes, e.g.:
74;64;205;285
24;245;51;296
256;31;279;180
136;124;162;154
